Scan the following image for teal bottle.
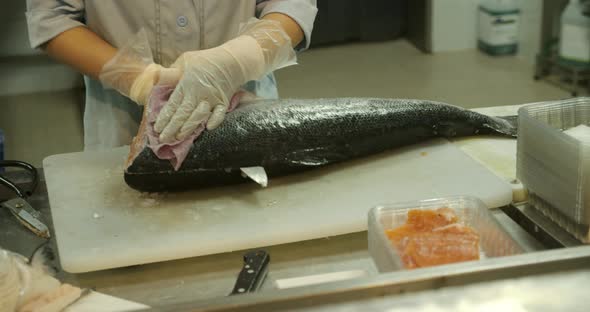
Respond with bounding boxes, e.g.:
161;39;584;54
558;0;590;68
477;0;521;56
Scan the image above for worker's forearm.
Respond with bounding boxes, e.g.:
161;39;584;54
262;13;304;48
42;26;117;80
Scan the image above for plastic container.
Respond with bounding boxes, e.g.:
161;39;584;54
559;0;590;68
477;0;520;56
517;97;590;226
368;196;523;273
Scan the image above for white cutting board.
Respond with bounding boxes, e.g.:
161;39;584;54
43;139;512;273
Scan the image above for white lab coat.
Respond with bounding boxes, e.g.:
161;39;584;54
25;0;317;150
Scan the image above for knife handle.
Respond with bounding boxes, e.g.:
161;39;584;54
230;250;270;295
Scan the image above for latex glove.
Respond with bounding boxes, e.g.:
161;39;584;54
99;29;181;106
154;18;297;143
0;248;82;312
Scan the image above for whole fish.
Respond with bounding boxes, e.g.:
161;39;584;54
124;98;516;192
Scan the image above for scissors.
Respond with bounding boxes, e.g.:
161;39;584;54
0;160;50;239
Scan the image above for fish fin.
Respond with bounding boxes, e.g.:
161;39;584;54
490;115;518;138
240;167;268;187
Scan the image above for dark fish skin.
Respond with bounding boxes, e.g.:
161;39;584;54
125;98;516;192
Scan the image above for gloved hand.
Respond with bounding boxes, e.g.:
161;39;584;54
154;17;297;143
0;248;82;312
99;29;181;106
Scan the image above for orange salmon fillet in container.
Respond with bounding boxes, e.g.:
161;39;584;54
368;196;523;272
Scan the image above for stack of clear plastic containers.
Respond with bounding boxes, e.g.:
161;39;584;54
368;196;523;273
517;97;590;231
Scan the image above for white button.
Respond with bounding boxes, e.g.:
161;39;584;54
177;15;188;27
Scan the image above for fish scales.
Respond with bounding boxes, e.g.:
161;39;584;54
124;98;516;192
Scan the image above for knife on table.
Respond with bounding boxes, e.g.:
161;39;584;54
229;250;270;295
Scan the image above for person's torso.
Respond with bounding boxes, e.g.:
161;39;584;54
81;1;279;150
84;0;257;66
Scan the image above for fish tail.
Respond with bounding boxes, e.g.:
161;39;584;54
488;115;518;137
